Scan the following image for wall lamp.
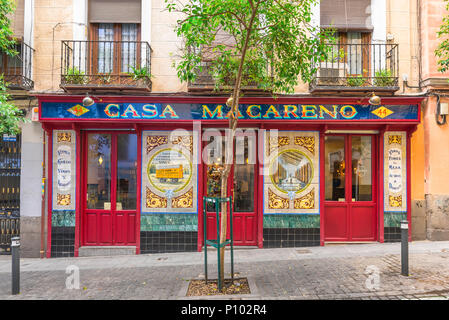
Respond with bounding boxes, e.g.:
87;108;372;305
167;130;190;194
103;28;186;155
82;95;95;107
435;93;448;126
357;92;381;106
402;74;421;93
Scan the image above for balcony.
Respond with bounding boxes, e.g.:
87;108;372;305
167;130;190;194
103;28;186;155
310;43;399;94
0;42;34;91
60;40;152;93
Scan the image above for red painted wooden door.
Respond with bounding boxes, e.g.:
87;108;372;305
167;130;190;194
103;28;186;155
203;129;258;246
324;135;377;241
82;133;137;246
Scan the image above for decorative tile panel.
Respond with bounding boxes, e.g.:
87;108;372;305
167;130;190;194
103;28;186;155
52;130;76;211
141;131;198;214
264;131;319;214
384;131;407;212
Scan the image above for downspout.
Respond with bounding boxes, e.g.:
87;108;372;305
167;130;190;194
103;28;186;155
417;0;423;90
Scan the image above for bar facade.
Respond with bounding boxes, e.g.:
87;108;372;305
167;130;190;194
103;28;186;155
37;95;422;257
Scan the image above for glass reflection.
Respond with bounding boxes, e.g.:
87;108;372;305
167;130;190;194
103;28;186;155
325;136;345;201
87;134;111;209
351;136;372;201
116;134;137;210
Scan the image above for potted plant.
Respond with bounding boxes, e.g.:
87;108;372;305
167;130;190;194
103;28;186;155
373;69;396;87
98;72;112;85
64;67;86;85
346;74;366;87
129;65;151;86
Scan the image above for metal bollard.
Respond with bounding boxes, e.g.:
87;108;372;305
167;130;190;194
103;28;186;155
401;220;409;276
11;236;20;295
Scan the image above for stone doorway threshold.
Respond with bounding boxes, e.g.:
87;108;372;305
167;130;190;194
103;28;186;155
324;241;378;245
78;246;136;257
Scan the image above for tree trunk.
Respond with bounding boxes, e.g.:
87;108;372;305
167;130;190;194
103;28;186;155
217;0;259;291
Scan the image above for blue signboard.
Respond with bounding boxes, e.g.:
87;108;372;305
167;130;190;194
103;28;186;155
40;102;419;121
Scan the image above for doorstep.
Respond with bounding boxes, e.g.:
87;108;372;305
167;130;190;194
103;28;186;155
78;246;136;257
324;241;378;245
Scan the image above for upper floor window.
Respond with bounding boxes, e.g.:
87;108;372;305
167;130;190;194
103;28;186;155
90;23;141;74
320;0;373;32
88;0;141;74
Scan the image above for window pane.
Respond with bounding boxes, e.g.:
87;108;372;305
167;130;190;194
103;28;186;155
205;134;225;212
233;136;254;212
351;136;372;201
87;134;111;209
121;24;138;73
347;32;362;75
116;134;137;210
98;23;114;73
325;136;345;201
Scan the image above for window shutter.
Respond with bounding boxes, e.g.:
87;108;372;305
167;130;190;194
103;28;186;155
320;0;373;31
89;0;141;23
8;0;25;39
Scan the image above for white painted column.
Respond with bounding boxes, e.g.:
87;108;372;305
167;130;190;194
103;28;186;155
72;0;88;72
141;0;152;68
371;0;387;73
73;0;87;41
311;1;320;30
23;0;34;79
371;0;387;42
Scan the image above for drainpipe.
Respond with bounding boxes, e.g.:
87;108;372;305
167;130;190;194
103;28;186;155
40;129;46;259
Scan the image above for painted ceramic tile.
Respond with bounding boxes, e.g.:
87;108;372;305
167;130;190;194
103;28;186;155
140;213;198;231
384;131;407;212
141;131;198;214
263;214;320;228
384;212;407;227
51;210;75;227
264;131;320;214
52;130;76;211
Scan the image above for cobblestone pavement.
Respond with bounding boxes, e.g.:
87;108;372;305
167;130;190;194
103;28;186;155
1;242;449;300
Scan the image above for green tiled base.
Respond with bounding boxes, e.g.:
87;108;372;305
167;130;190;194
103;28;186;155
51;210;76;227
263;214;320;229
141;214;198;232
384;212;407;228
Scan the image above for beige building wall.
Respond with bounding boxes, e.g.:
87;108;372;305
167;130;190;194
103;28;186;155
386;0;420;93
150;0;185;93
33;0;74;92
419;0;449;241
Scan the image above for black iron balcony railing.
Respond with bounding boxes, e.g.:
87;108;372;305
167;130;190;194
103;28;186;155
61;40;152;92
310;43;399;92
188;59;272;93
0;42;34;90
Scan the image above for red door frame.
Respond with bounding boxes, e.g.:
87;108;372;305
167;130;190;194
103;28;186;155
80;130;138;246
200;127;259;247
323;134;378;242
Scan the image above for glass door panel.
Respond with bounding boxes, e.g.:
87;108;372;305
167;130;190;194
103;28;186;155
204;134;227;212
86;134;112;210
325;136;346;201
116;134;138;210
351;136;372;201
233;135;255;212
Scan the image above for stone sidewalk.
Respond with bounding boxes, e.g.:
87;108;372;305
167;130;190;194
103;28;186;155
0;241;449;300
